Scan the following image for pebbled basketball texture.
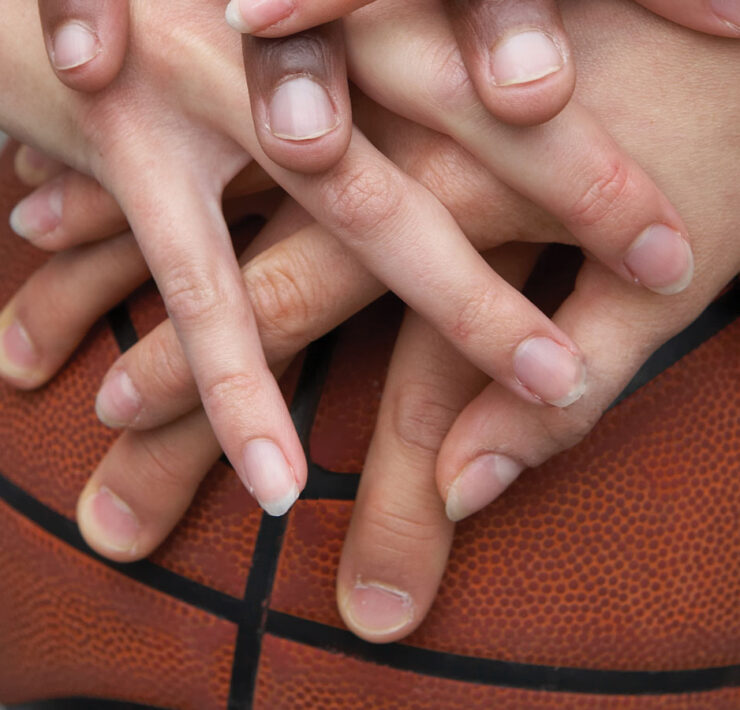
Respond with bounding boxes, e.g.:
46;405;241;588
0;145;738;710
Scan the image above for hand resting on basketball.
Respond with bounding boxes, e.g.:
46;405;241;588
4;1;738;642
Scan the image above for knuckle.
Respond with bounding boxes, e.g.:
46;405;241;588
248;254;320;344
449;285;499;344
391;380;459;455
320;161;406;237
135;433;189;491
567;157;633;230
523;406;604;468
424;42;474;115
200;371;262;416
131;329;192;404
364;501;442;556
160;268;225;329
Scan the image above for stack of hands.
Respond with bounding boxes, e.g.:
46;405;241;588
0;0;738;643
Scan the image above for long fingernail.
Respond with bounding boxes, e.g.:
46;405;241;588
711;0;740;30
513;337;586;408
624;225;694;295
9;182;63;241
96;370;142;428
0;310;40;380
78;486;140;554
445;454;524;523
345;580;414;636
491;31;564;87
268;77;338;141
51;21;100;71
14;145;59;186
240;438;299;516
225;0;295;33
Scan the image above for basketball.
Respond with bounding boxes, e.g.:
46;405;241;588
0;145;738;709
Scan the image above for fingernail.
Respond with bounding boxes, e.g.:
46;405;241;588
711;0;740;29
0;313;40;379
513;336;586;408
491;31;564;87
240;438;299;516
445;454;524;522
51;21;100;71
9;182;63;241
624;225;694;295
268;77;338;141
345;580;414;636
78;486;140;554
96;370;142;428
225;0;295;33
14;145;59;186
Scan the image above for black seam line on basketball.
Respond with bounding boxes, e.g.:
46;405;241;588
0;471;246;625
265;611;740;695
227;331;339;710
610;284;739;409
1;474;739;700
8;699;169;710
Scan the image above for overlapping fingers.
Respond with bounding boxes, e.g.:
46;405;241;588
346;0;695;298
337;244;540;643
633;0;740;36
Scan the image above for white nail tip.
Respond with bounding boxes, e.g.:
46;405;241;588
225;2;250;32
259;481;300;517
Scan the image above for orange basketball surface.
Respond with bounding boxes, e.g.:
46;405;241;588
0;144;737;709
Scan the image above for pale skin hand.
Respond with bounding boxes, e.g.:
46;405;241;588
0;0;601;517
5;1;739;640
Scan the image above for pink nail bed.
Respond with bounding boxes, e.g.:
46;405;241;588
624;224;694;295
2;320;39;371
513;336;586;408
225;0;295;33
9;183;63;241
346;581;414;636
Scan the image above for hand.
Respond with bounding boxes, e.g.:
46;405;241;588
5;0;739;643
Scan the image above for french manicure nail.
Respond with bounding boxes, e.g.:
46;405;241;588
9;182;63;241
225;0;295;33
14;145;59;186
96;370;142;428
240;438;299;516
491;31;564;86
445;454;524;522
345;580;414;636
711;0;740;30
513;336;586;408
78;486;140;554
624;224;694;295
0;313;40;378
51;21;100;71
268;77;338;141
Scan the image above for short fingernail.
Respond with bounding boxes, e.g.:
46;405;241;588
0;311;41;379
240;438;299;516
513;336;586;408
624;225;694;295
491;31;564;87
78;486;140;554
711;0;740;29
268;77;338;141
225;0;295;33
9;182;63;241
14;145;59;186
96;370;142;428
445;454;524;523
51;21;100;71
345;580;414;636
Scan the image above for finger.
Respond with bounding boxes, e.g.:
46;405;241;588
337;245;539;643
242;23;352;172
95;219;382;430
347;8;695;297
113;167;311;518
225;0;372;36
0;232;148;389
444;0;575;125
633;0;740;37
437;255;738;522
38;0;129;92
76;408;221;561
14;144;64;186
9;168;126;250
